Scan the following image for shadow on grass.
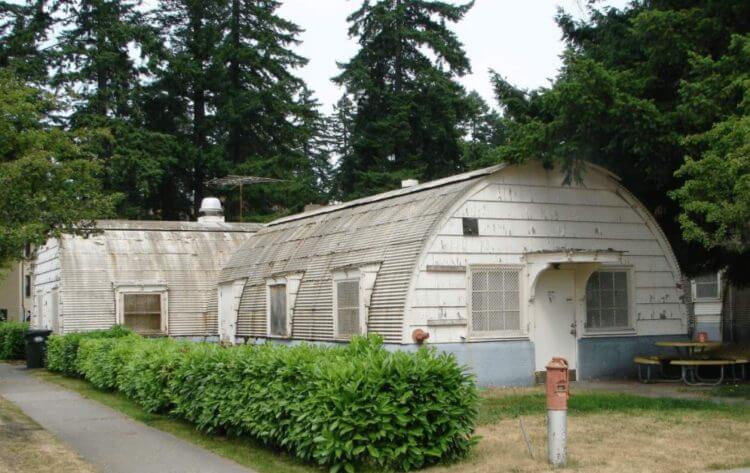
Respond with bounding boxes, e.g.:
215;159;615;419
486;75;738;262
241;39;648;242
711;383;750;400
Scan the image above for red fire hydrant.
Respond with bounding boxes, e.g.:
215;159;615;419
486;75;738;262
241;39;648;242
546;357;569;466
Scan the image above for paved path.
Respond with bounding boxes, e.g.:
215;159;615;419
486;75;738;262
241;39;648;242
575;379;750;406
0;363;252;473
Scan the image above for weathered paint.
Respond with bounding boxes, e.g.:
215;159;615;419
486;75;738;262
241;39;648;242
216;161;689;384
577;334;689;379
31;220;260;335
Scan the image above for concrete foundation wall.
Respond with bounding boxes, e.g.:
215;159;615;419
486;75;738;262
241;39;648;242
578;334;688;380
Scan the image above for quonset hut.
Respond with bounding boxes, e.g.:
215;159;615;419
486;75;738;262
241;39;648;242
31;199;261;338
217;161;687;386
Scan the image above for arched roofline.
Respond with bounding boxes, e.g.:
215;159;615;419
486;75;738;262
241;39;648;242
400;161;681;342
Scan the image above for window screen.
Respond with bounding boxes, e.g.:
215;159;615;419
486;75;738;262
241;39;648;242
336;280;360;337
694;274;719;299
269;284;287;336
586;271;629;329
123;293;162;333
471;269;521;334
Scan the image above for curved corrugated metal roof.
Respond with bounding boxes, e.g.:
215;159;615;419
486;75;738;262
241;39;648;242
94;220;263;232
221;165;507;342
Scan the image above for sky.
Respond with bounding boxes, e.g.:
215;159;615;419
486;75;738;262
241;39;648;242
278;0;631;113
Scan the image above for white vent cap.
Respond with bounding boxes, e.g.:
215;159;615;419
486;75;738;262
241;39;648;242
199;197;223;215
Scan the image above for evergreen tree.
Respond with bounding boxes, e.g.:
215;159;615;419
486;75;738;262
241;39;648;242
153;0;226;216
460;91;505;169
490;0;750;280
334;0;474;200
0;0;53;84
212;0;327;219
50;0;178;220
329;95;356;201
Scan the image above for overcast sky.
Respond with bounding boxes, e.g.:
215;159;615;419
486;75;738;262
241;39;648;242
278;0;631;112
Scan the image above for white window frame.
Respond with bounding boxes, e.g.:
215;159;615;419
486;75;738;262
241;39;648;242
115;283;168;334
266;277;292;338
691;272;722;302
332;269;365;339
583;267;634;333
467;265;525;340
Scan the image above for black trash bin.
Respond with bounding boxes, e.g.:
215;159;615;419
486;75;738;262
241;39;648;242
24;329;53;369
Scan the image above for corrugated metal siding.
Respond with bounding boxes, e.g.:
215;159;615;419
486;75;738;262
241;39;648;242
224;180;478;343
57;225;256;335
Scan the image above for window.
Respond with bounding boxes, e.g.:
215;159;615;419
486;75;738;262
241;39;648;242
470;268;521;335
123;293;162;334
586;271;629;330
693;273;719;299
336;280;360;338
269;284;288;337
462;217;479;236
25;275;31;298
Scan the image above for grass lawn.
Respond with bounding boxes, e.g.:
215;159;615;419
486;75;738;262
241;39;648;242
712;382;750;400
0;393;97;473
34;371;750;473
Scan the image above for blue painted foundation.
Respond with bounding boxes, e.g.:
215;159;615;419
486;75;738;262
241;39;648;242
577;334;688;380
392;340;535;387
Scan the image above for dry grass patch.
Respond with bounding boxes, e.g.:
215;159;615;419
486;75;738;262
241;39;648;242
0;395;97;473
429;388;750;473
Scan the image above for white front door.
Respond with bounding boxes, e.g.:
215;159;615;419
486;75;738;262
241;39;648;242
534;269;577;373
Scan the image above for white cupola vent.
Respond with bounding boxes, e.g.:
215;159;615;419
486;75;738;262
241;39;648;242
198;197;225;222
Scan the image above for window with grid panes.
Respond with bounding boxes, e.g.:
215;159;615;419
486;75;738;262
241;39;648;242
470;268;521;335
269;284;288;336
586;271;629;329
694;273;719;299
123;293;162;334
336;280;360;337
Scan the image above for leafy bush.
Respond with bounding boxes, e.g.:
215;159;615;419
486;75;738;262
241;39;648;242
0;322;28;359
77;335;140;390
46;326;132;376
52;334;478;471
168;337;478;471
118;338;193;413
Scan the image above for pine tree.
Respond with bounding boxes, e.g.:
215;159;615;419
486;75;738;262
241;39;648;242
329;95;356;201
0;0;53;84
461;91;505;170
334;0;474;199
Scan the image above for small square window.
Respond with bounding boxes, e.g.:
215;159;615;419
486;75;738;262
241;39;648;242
462;217;479;236
694;273;719;299
123;293;162;334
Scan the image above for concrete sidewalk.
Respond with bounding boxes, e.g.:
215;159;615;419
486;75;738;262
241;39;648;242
0;363;252;473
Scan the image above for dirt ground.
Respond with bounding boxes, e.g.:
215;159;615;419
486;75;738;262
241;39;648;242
0;395;97;473
429;410;750;473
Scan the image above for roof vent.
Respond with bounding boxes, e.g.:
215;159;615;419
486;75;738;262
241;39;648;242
401;179;419;188
198;197;225;223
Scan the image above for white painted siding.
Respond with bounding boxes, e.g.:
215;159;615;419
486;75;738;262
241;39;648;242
31;238;62;331
406;162;686;343
32;223;257;335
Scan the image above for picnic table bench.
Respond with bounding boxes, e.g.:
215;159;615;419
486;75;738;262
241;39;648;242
635;342;749;385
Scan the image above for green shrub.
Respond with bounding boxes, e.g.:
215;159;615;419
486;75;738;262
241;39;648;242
169;337;478;471
118;338;193;413
46;326;132;376
77;335;140;390
50;334;478;471
0;322;28;359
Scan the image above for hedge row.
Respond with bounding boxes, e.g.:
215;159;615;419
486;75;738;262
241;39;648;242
57;334;478;472
45;325;132;376
0;322;28;359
